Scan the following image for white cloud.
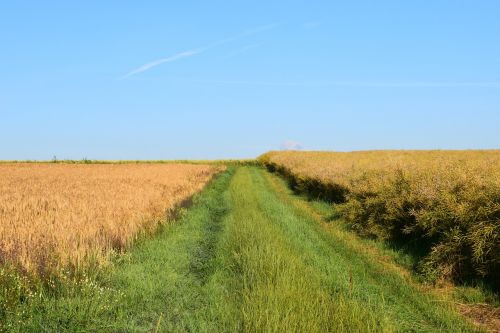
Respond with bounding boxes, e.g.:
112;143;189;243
280;140;303;150
121;49;203;79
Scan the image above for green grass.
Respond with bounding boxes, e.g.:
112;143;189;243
1;166;481;332
212;167;391;332
262;168;485;331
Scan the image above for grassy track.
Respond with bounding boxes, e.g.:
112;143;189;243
211;167;476;332
2;166;480;332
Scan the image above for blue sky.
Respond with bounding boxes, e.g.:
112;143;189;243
1;1;499;160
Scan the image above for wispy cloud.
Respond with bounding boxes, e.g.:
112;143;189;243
281;140;303;150
122;23;278;79
122;49;203;79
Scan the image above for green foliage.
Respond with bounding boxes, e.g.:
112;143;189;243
341;168;500;285
259;151;500;287
0;266;120;333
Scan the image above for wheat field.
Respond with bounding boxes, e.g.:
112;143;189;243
0;163;222;276
260;150;500;188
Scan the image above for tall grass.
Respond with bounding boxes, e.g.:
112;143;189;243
219;168;392;331
259;150;500;286
0;163;222;277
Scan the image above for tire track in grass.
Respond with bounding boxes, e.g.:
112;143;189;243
213;167;393;332
257;167;480;332
107;168;234;332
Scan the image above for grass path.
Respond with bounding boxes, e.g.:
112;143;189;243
211;167;475;332
6;166;480;332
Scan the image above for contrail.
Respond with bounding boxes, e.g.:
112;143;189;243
121;49;203;79
121;23;279;79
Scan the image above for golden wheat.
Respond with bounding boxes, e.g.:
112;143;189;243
261;150;500;188
0;163;222;276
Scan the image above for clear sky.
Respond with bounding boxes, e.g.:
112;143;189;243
1;1;499;160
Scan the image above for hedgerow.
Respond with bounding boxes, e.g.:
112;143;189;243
259;150;500;287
